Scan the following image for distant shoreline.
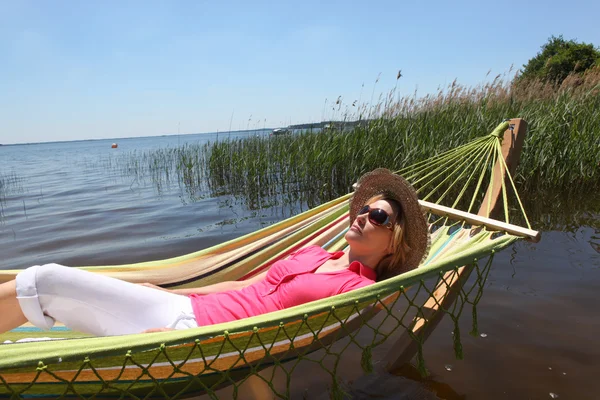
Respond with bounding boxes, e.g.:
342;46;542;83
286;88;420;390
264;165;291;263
0;127;274;147
0;119;372;147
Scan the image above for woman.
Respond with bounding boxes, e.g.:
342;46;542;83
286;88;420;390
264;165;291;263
0;169;429;336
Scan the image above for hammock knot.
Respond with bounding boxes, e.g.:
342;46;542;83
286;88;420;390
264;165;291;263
330;377;347;400
360;346;374;374
416;345;428;377
470;304;480;337
452;324;464;360
490;121;510;138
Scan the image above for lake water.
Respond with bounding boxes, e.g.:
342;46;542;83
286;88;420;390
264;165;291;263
0;133;598;399
0;130;280;270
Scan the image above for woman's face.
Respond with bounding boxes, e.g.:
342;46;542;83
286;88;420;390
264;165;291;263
345;199;398;259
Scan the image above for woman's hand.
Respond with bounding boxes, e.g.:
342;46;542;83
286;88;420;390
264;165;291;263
166;271;268;296
138;282;170;292
142;327;176;333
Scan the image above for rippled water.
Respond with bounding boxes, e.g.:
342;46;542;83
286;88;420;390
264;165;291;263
417;226;599;399
0;131;281;270
1;134;598;399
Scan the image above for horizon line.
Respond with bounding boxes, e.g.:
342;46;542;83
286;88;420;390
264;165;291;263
0;127;278;147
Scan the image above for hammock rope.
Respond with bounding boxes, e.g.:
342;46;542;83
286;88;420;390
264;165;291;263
0;120;536;399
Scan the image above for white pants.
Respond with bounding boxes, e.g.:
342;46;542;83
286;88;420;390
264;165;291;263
15;264;198;336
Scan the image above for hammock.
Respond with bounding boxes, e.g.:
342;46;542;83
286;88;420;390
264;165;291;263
0;119;538;399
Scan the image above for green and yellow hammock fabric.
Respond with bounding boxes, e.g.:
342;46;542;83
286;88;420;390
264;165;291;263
0;119;538;399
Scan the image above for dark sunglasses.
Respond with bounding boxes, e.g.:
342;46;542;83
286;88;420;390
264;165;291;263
358;205;395;229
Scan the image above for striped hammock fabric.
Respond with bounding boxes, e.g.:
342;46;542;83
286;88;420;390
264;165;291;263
0;119;537;399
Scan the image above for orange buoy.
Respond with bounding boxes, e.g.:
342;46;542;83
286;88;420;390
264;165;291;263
111;143;118;148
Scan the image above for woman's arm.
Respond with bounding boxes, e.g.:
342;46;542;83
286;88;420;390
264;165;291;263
140;270;268;296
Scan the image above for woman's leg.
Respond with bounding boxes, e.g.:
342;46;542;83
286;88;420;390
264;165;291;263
11;263;197;336
0;280;27;333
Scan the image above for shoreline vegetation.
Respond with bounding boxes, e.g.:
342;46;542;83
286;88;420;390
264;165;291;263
108;70;600;226
2;70;599;229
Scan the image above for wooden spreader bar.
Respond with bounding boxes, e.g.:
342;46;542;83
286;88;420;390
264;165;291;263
420;199;541;242
383;118;532;373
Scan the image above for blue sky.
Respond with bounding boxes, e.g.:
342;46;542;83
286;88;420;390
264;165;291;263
1;0;598;145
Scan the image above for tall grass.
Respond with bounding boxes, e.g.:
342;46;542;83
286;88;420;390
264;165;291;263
0;170;23;219
112;69;600;221
0;171;22;197
206;70;599;194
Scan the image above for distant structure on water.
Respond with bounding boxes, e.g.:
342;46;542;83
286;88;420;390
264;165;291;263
111;143;118;148
271;128;291;136
269;120;370;137
288;120;369;132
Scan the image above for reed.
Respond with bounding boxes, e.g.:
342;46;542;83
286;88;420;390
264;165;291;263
112;70;600;219
0;171;22;197
0;171;23;218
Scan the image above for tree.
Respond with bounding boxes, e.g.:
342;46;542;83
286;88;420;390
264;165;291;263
518;35;600;84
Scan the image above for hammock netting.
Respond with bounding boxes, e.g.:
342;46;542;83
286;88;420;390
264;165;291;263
0;120;535;399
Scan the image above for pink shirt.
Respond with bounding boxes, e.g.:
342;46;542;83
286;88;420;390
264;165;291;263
189;245;377;326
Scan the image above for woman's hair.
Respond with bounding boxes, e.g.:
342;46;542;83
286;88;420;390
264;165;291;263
366;194;412;281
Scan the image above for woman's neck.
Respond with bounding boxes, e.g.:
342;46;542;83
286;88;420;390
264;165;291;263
346;250;379;271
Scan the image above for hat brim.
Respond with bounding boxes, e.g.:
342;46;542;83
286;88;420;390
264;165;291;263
350;168;429;272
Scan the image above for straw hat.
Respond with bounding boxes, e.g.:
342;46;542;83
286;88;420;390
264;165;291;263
350;168;429;272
